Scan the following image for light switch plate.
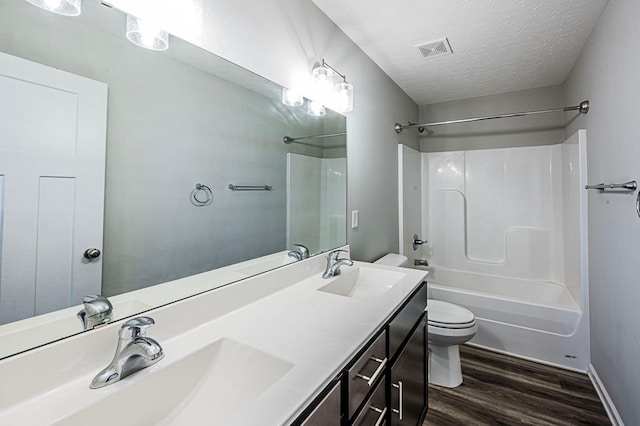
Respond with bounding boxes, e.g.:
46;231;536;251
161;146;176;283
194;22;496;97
351;210;359;229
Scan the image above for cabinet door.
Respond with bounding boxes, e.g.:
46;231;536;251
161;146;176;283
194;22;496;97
388;283;427;360
390;322;426;426
300;381;341;426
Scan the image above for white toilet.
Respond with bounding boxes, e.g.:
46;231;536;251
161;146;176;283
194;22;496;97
374;253;477;388
427;299;477;388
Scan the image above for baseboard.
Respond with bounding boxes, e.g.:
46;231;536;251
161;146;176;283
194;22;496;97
588;363;624;426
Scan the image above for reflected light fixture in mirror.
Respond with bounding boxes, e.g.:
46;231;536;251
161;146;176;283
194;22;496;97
312;59;354;113
126;15;169;51
25;0;81;16
282;88;303;106
307;100;326;117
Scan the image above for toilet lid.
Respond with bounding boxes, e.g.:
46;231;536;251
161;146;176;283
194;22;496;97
427;300;475;328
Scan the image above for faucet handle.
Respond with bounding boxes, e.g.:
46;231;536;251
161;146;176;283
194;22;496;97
77;295;113;330
119;316;155;339
328;249;349;260
293;244;310;259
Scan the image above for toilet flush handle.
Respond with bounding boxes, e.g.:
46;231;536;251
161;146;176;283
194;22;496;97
412;234;427;251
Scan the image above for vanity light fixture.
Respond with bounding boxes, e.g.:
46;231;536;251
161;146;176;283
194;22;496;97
126;14;169;51
25;0;81;16
312;59;354;113
282;88;303;106
307;99;326;117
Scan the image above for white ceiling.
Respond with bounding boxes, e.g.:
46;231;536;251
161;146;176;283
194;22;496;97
312;0;608;105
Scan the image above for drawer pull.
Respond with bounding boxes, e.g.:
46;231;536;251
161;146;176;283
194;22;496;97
355;356;387;386
369;406;387;426
392;380;404;420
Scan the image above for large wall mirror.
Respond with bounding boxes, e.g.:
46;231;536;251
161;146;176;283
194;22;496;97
0;0;347;359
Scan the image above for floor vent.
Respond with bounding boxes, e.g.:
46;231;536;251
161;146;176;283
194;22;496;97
416;38;453;58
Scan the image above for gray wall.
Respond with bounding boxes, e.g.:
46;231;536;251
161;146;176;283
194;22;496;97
418;86;565;152
564;0;640;423
174;0;419;262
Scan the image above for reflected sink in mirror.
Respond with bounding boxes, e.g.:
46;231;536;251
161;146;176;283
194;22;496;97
0;299;152;359
51;338;293;426
234;251;297;276
318;266;407;301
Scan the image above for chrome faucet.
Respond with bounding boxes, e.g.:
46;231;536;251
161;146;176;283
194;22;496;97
77;295;113;330
90;316;164;389
322;249;354;278
288;243;310;261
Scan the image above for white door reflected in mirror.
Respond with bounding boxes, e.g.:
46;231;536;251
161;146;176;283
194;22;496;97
0;52;107;324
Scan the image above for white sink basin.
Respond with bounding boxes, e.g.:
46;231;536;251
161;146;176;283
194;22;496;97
51;338;293;426
318;265;406;301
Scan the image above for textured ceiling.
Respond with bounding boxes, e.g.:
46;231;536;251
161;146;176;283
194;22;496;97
312;0;608;105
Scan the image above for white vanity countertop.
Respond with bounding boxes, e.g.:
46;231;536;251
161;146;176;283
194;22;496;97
0;255;427;425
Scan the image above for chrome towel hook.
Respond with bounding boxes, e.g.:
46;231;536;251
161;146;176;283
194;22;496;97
191;183;212;206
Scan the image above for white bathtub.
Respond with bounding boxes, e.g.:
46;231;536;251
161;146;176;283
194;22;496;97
427;267;590;372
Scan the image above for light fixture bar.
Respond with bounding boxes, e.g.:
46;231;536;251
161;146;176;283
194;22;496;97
320;59;347;82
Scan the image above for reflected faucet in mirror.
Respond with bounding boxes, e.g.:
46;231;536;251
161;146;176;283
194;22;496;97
322;249;354;278
287;244;310;261
91;316;164;389
77;295;113;330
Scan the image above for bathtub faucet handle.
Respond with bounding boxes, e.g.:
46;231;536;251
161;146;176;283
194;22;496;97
413;234;427;251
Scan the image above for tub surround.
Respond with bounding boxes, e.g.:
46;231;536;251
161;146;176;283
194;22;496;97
417;132;589;371
0;249;427;425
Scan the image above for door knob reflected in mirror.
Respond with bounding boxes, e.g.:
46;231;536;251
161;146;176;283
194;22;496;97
84;248;101;259
412;234;426;251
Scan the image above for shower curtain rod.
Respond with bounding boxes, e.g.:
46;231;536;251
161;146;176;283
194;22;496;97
394;100;590;134
282;132;346;144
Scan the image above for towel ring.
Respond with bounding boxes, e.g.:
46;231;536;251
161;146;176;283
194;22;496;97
191;183;212;207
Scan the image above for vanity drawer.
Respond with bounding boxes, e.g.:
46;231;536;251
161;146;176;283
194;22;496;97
352;377;387;426
347;331;387;419
388;282;427;360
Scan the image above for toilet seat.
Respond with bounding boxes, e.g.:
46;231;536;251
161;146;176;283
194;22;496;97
428;300;476;329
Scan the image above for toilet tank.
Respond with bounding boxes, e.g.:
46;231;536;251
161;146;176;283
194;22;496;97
374;253;409;267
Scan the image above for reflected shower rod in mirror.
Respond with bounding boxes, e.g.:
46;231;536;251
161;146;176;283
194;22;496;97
394;100;590;134
282;132;347;144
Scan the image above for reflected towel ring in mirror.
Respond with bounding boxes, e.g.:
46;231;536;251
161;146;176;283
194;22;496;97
191;183;213;206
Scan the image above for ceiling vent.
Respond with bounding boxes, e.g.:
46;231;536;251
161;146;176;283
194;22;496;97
416;38;453;58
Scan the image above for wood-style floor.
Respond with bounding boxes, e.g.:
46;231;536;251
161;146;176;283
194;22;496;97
424;345;610;425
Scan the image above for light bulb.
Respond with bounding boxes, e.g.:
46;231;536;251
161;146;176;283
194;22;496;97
44;0;62;9
126;15;169;51
282;88;303;106
25;0;81;16
307;100;326;117
312;64;334;104
334;82;354;113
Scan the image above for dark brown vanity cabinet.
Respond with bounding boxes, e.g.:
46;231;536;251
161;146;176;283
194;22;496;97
293;281;427;426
